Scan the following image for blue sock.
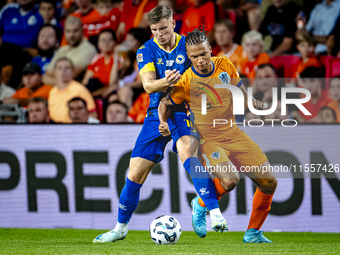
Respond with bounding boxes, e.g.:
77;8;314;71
183;157;219;211
117;178;142;224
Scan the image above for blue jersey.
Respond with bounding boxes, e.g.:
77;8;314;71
32;56;53;74
0;4;44;48
136;33;191;114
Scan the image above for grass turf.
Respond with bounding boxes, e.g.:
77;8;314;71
0;229;339;254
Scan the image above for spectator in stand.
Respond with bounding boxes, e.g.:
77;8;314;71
252;63;279;102
105;28;149;109
291;30;321;79
127;92;150;123
48;57;97;123
32;24;61;75
237;30;270;81
68;97;100;123
0;73;15;101
306;0;340;54
43;16;97;85
244;108;262;123
180;0;224;36
316;106;337;123
27;97;51;123
327;14;340;57
3;62;53;107
214;19;246;66
39;0;61;28
106;100;128;123
82;29;118;97
60;0;101;46
116;0;157;42
265;99;291;123
295;67;333;123
259;0;301;57
327;76;340;122
0;0;44;88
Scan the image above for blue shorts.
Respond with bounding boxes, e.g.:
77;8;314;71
131;112;199;163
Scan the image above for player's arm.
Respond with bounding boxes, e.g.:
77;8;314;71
158;95;173;136
239;84;264;110
141;69;180;94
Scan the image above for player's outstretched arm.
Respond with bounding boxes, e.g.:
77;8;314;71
239;84;265;110
158;96;173;136
141;69;181;94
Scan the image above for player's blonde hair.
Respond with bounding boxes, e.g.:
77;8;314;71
241;30;264;47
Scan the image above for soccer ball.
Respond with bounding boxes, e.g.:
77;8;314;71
149;215;182;245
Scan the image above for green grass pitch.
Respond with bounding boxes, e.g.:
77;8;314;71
1;229;339;254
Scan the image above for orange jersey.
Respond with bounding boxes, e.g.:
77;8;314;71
60;8;101;46
12;85;52;100
237;52;270;79
170;56;242;141
87;54;114;86
291;57;321;78
328;100;340;123
122;0;157;33
301;90;333;122
128;92;150;124
217;44;246;67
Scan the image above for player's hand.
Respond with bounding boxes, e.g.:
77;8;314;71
253;98;265;110
165;69;181;86
159;122;171;136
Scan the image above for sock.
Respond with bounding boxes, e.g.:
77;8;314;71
198;178;229;207
247;188;273;230
209;208;223;221
183;157;219;211
117;178;142;224
114;222;127;233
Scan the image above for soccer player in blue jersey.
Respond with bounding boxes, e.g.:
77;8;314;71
93;6;227;243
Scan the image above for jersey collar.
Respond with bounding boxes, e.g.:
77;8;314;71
191;61;215;78
153;33;181;53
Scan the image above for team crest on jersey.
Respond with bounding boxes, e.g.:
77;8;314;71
175;54;185;64
157;58;164;65
218;72;231;84
28;16;37;26
211;151;221;160
137;53;143;63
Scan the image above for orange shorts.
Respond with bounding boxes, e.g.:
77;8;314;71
200;129;267;169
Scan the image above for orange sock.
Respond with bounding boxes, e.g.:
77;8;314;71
198;178;228;207
247;188;273;230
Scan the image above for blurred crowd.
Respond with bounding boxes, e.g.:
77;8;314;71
0;0;339;124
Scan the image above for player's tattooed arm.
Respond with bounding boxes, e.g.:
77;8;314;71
141;69;181;94
158;96;173;136
239;84;265;110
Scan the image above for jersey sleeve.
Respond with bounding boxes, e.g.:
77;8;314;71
137;46;156;75
224;57;243;87
169;75;189;105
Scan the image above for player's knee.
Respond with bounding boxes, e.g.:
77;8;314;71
220;177;239;192
260;177;277;195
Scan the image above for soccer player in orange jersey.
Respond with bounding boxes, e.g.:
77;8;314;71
158;27;277;243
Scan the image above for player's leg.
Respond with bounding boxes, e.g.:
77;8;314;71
228;130;277;243
94;117;164;243
243;160;277;243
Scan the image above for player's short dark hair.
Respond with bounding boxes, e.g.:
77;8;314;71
67;97;87;109
185;26;210;50
299;66;325;89
107;100;128;114
98;29;117;42
257;63;277;75
214;19;234;34
28;97;48;108
38;23;62;43
147;5;173;25
318;106;337;121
